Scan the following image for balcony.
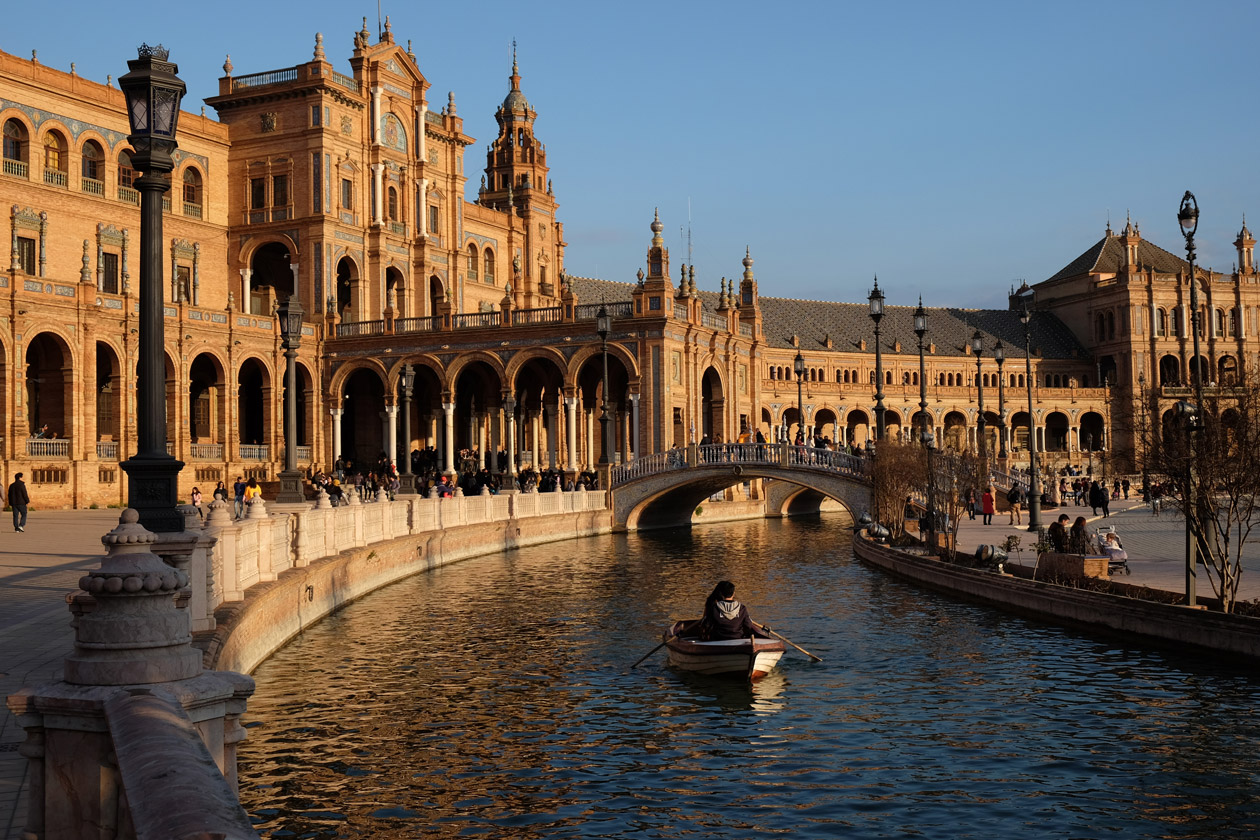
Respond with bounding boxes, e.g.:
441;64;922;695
511;307;561;326
335;320;385;338
389;221;406;235
82;177;105;196
96;441;119;461
2;159;28;178
183;202;203;219
454;312;499;329
43;168;68;188
190;442;224;460
118;186;139;205
240;445;270;461
26;438;70;458
395;316;438;334
297;445;312;463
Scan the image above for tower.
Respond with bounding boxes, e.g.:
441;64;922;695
1236;218;1255;275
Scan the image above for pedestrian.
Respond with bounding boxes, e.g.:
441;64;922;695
244;476;262;505
190;486;204;519
1007;483;1024;526
965;488;977;521
213;480;230;504
981;487;995;525
1048;513;1071;553
1088;481;1105;517
7;472;30;532
1121;478;1130;500
233;475;246;519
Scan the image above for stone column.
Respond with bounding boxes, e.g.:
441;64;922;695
385;404;398;468
477;413;487;469
443;402;456;475
629;393;640;463
239;268;252;315
504;397;517;481
372;163;384;225
565;397;578;471
329;407;343;464
545;402;559;470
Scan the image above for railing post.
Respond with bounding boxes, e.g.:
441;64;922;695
687;443;699;468
779;441;790;468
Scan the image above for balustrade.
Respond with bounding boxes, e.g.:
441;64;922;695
190;442;224;460
26;438;70;458
96;440;119;461
240;444;270;461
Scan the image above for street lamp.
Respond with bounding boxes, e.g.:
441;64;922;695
117;44;186;532
275;292;305;503
913;298;936;547
794;350;806;444
995;340;1007;459
1179;191;1205;409
868;277;886;441
399;364;417;494
1174;398;1200;607
597;304;613;466
1138;370;1149;502
1085;432;1094;476
1018;291;1042;531
972;329;986;475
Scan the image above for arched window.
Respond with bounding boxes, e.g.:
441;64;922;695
467;243;479;281
1018;374;1025;387
1229;307;1239;337
842;370;849;384
1156;308;1167;337
387;186;398;221
182;168;202;207
42;132;66;172
1215;308;1226;337
913;372;919;385
885;370;892;385
3;119;27;164
118;150;136;189
869;370;876;385
483;248;495;284
81;140;103;183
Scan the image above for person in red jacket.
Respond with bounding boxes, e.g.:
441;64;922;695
981;487;995;525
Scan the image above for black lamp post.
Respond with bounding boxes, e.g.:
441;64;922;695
1138;370;1150;502
995;340;1007;459
275;293;305;504
1085;432;1094;476
1018;292;1042;531
869;278;886;441
972;329;986;476
399;364;417;494
794;350;805;444
597;304;613;466
1178;191;1204;607
117;45;186;532
913;298;935;546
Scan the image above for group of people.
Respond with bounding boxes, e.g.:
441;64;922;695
964;484;1028;526
1046;513;1125;560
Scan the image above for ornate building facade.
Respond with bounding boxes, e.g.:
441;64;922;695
5;24;1208;509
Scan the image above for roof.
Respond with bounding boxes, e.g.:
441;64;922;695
566;275;1087;361
1045;231;1188;283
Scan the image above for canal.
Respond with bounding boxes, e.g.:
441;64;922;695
239;515;1260;838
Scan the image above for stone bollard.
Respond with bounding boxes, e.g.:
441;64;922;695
246;497;268;519
315;486;332;509
206;497;233;527
375;486;389;503
6;509;258;840
346;487;362;506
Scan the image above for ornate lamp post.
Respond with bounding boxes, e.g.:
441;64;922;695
398;364;417;494
1178;191;1204;607
994;341;1007;459
1018;292;1042;530
1085;432;1094;476
275;293;305;504
794;350;805;444
913;298;936;547
868;278;886;441
1138;370;1150;502
597;304;613;466
117;45;186;532
971;329;986;476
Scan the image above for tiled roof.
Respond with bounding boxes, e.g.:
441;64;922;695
565;275;1087;361
1045;233;1188;283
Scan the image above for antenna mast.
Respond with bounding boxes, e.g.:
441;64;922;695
687;197;693;265
377;0;383;38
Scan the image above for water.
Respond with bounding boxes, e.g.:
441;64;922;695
239;516;1260;838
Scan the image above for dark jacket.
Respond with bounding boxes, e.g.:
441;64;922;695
700;597;756;641
7;479;30;507
1048;521;1068;553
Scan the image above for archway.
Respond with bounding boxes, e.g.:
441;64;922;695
397;362;444;477
24;333;72;441
813;407;838;446
1159;354;1180;387
512;357;565;471
943;411;968;452
236;358;271;453
248;242;293;316
701;367;725;443
1044;411;1070;452
95;342;123;449
452;360;506;473
336;257;359;321
342;368;386;466
429;275;445;317
189;352;226;448
386;266;405;317
845;409;871;447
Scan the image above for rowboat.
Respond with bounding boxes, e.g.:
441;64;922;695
663;619;786;681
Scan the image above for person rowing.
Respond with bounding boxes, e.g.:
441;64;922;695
698;580;764;641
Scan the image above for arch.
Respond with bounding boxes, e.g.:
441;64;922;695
3;117;30;167
380;112;408;152
1156;308;1168;337
386;266;406;316
881;408;903;443
95;341;123;446
247;241;295;315
1219;354;1239;386
387;185;399;221
1106;310;1116;340
1044;411;1070;452
25;332;75;440
236;357;273;453
189;352;227;446
342;367;386;465
394;359;445;472
1097;355;1117;387
41;129;68;179
429;274;445;316
770;366;777;381
181;166;203;211
1095;312;1106;342
513;355;568;470
813;407;839;444
1189;354;1209;386
845;409;871;447
118;148;136;190
942;411;968;451
701;368;725;443
81;138;104;184
1229;307;1239;338
1215;308;1226;337
1159;354;1180;387
466;242;480;282
294;361;315;451
1079;412;1105;452
1010;411;1031;451
336;255;360;321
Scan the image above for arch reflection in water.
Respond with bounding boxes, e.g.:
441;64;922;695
239;517;1260;839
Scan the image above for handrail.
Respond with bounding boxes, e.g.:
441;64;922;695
395;315;439;334
240;444;270;461
232;68;299;90
335;320;385;338
26;438;70;458
511;307;562;326
454;311;500;329
575;301;632;320
611;443;869;487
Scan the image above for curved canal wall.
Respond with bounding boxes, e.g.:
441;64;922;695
853;535;1260;664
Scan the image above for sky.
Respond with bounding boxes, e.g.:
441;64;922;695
5;0;1259;310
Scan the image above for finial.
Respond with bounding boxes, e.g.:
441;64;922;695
513;38;518;75
106;74;112;87
408;39;415;59
384;15;392;35
447;91;456;115
742;247;754;279
314;32;325;60
70;62;76;75
223;54;233;75
80;240;91;283
650;208;664;247
637;268;645;285
31;50;37;64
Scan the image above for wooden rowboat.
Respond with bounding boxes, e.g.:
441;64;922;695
664;619;786;681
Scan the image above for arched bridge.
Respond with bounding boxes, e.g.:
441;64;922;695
609;443;873;531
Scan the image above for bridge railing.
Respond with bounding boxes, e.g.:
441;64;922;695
611;449;685;485
612;443;870;487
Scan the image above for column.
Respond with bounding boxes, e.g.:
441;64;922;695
328;408;343;465
629;393;640;463
385;405;398;468
545;403;558;470
370;86;381;142
565;397;578;471
416;102;427;164
477;414;487;469
490;408;501;474
371;164;384;225
239;268;252;315
505;398;517;480
443;402;456;475
586;408;595;467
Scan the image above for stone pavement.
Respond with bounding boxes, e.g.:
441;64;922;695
951;496;1260;602
0;509;119;840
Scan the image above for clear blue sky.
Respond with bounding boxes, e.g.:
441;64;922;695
6;0;1258;309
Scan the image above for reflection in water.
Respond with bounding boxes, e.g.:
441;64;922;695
240;517;1260;839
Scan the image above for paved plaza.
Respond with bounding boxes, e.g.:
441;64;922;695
2;503;1258;838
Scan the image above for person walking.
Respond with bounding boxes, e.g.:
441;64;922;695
233;476;246;519
190;486;204;520
1007;484;1024;526
981;487;995;526
965;488;977;521
7;472;30;532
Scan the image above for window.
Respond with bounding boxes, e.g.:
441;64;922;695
15;236;35;274
1229;307;1239;338
175;265;192;302
387;186;398;221
467;243;478;280
82;142;103;181
311;105;321;127
118;151;136;188
341;178;353;210
428;204;439;234
273;174;289;208
1216;308;1226;337
182;169;202;205
102;252;119;294
1156;308;1167;337
539;265;547;287
3;119;25;163
483;248;495;284
43;133;65;171
251;177;266;210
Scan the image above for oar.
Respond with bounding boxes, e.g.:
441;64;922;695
630;631;675;669
754;622;822;662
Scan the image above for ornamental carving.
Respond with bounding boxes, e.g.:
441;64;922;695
260;112;277;133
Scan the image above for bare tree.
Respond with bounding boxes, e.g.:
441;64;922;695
1141;374;1260;612
933;449;985;561
870;440;923;539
